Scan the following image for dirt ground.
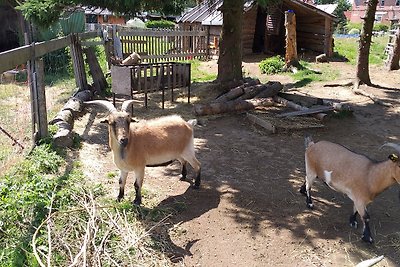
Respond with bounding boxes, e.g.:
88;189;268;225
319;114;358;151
75;58;400;267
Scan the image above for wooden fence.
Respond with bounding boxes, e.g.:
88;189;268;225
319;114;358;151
112;26;209;63
0;30;102;143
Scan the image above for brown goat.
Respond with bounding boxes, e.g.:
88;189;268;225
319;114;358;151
85;100;201;205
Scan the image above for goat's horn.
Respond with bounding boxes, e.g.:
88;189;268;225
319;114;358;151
380;142;400;154
121;100;142;113
85;100;117;113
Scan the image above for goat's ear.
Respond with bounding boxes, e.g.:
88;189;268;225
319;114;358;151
131;118;138;123
389;154;399;162
100;119;109;124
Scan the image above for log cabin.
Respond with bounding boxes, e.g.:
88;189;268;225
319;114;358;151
178;0;337;57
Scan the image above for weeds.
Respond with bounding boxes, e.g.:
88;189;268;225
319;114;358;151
259;56;285;74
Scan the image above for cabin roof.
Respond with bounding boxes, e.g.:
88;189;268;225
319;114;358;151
178;0;336;26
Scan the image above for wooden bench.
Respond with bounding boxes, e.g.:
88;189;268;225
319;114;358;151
111;62;191;108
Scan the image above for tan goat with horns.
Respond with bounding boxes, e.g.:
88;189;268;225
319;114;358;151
85;100;201;205
301;135;400;243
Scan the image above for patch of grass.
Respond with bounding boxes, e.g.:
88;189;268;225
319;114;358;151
289;61;340;87
334;36;387;65
190;59;217;82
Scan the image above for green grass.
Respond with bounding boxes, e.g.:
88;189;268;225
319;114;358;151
190;59;217;82
334;35;388;65
290;61;340;87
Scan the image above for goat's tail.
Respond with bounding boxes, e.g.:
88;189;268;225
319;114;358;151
304;133;314;149
187;119;198;128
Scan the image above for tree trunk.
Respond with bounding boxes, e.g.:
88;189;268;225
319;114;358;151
355;0;378;87
387;28;400;71
284;11;299;69
217;0;243;84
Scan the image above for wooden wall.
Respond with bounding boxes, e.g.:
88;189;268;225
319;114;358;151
296;15;333;56
242;5;258;55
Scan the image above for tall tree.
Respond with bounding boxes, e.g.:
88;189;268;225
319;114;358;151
217;0;275;84
217;0;244;83
355;0;378;87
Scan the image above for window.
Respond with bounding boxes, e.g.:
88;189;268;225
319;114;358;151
380;0;384;6
103;15;109;23
396;0;400;6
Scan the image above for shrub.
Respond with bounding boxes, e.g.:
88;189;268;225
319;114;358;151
345;22;362;32
145;19;175;29
348;28;360;35
259;56;285;74
373;23;389;32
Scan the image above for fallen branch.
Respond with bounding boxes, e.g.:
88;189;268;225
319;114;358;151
352;85;391;107
0;125;24;149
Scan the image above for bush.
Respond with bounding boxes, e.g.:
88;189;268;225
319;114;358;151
145;19;175;29
345;22;362;33
259;56;285;74
373;23;389;32
348;28;360;35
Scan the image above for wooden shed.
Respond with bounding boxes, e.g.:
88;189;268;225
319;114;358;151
178;0;336;57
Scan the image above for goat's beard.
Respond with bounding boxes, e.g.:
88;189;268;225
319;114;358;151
119;145;126;160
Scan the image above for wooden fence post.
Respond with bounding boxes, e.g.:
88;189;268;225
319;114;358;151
70;33;88;91
34;58;48;139
284;11;299;69
84;47;107;93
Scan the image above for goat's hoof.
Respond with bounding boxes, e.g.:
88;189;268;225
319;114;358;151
192;184;200;189
306;203;314;209
180;176;187;181
117;197;123;202
350;221;358;229
300;185;307;195
361;235;374;244
133;198;142;206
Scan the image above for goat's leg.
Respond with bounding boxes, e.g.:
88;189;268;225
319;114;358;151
186;156;201;189
349;206;359;229
304;174;317;209
179;160;188;181
117;170;128;202
355;203;373;243
133;168;145;206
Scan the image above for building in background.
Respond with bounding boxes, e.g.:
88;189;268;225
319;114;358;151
345;0;400;25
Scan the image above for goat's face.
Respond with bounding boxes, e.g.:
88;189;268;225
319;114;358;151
102;111;132;148
389;154;400;184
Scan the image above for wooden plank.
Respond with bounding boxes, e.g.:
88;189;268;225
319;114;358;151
0;45;31;73
78;31;101;40
277;106;334;117
246;113;276;134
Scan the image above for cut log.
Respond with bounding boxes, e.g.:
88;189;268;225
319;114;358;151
53;121;74;148
194;98;275;116
273;95;327;121
278;92;323;107
247;113;276;133
51;89;94;147
277;106;334;118
215;79;260;102
253;82;283;98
